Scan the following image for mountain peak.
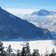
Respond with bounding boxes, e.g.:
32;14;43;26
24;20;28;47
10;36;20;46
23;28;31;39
0;7;3;10
39;9;48;11
0;7;52;41
32;9;56;16
0;7;2;9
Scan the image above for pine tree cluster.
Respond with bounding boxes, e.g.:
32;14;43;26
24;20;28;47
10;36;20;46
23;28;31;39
0;41;56;56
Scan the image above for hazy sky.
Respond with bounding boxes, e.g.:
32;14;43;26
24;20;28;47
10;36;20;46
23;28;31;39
0;0;56;17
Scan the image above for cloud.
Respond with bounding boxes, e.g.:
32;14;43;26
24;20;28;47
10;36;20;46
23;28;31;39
4;8;37;17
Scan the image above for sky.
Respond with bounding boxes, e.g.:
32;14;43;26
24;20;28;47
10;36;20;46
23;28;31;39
0;0;56;17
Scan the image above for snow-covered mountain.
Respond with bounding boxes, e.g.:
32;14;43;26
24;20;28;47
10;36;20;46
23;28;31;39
23;9;56;32
32;9;56;16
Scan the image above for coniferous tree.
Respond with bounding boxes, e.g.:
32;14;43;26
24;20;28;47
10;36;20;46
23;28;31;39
0;41;6;56
21;47;26;56
17;49;20;56
49;49;56;56
26;42;30;56
45;48;49;56
21;42;30;56
32;49;40;56
7;45;13;56
11;53;15;56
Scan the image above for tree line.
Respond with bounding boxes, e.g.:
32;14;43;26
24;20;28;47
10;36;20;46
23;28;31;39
0;41;56;56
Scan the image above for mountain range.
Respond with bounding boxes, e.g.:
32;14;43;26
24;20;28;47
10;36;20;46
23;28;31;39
23;9;56;32
32;9;56;16
23;9;56;39
0;7;52;41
